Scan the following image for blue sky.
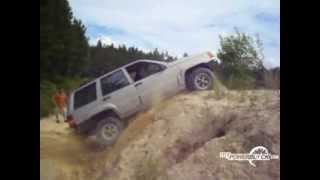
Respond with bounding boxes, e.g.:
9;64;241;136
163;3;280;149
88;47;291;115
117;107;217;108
68;0;280;68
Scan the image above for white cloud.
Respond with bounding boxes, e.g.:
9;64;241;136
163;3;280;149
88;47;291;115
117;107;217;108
89;35;113;46
264;57;280;69
69;0;279;67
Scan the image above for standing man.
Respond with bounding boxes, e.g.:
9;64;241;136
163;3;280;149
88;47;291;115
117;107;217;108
52;89;67;123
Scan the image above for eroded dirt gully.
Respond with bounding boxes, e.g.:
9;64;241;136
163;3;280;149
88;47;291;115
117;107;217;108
40;90;280;180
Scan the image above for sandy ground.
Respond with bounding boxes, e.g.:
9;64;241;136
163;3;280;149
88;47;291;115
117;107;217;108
40;90;280;180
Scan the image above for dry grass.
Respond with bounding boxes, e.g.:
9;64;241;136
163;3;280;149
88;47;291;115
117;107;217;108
134;157;165;180
263;70;280;89
206;76;228;100
238;90;248;103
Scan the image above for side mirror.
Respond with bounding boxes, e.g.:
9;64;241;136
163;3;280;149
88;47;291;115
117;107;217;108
215;58;221;64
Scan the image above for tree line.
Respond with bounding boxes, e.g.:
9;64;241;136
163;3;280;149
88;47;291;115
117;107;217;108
87;41;176;78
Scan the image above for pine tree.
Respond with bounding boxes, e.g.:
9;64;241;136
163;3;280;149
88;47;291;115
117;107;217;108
40;0;89;82
97;40;102;49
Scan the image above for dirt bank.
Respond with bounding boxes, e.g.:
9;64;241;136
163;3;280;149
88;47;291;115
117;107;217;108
40;90;280;180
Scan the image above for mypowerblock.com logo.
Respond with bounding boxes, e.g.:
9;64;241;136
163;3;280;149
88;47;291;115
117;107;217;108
220;146;279;167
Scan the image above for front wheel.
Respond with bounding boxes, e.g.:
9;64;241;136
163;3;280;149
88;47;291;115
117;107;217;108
94;116;123;146
188;67;214;90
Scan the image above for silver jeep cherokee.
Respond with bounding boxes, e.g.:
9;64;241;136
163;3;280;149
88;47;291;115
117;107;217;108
66;52;220;145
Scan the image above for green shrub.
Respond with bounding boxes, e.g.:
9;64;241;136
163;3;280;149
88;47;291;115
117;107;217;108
40;81;57;118
226;74;255;90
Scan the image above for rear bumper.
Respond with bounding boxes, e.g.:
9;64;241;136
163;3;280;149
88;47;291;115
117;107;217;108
65;115;77;128
74;119;97;135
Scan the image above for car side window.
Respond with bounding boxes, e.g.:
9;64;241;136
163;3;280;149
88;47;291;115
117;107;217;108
74;82;97;109
100;70;130;96
146;63;163;75
126;62;164;82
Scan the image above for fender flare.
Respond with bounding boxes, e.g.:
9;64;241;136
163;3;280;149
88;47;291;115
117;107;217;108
76;104;121;134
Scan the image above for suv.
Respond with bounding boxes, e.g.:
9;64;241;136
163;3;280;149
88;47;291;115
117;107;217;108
66;51;220;145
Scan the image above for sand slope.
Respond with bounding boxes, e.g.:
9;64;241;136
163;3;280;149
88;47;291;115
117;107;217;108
40;90;280;180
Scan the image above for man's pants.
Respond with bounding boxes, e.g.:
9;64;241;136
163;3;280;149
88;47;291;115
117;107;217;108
55;107;66;123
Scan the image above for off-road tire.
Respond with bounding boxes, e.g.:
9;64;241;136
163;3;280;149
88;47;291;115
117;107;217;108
187;67;214;90
94;116;123;146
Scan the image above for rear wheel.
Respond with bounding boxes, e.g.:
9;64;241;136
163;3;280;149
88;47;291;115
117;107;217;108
94;116;123;146
187;67;214;90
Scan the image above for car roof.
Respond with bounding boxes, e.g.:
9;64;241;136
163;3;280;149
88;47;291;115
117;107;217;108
72;59;165;93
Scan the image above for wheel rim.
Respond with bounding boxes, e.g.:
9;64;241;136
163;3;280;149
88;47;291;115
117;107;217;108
194;72;211;90
101;123;119;141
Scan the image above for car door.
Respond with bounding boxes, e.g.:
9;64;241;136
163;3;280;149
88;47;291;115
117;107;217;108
72;81;100;123
125;61;181;108
98;69;142;118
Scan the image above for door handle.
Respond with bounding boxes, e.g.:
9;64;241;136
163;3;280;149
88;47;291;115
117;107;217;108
135;82;143;87
103;96;111;101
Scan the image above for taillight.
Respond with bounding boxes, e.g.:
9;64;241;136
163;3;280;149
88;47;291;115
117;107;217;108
65;115;77;128
69;120;77;128
65;115;73;122
207;52;214;58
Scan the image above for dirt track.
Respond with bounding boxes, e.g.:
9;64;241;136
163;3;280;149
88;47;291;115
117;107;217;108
40;90;280;180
